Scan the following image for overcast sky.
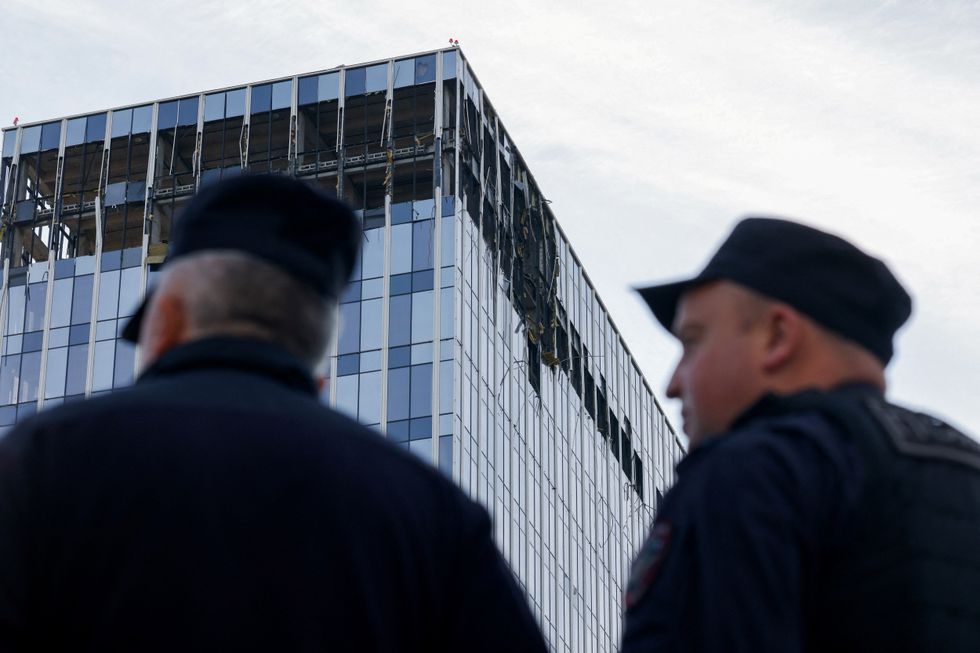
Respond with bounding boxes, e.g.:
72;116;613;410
3;0;979;439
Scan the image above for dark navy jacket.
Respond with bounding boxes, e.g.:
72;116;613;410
0;337;548;652
621;383;980;652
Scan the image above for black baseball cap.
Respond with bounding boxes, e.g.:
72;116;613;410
122;174;360;343
636;216;912;364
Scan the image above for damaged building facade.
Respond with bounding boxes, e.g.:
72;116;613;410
0;48;684;652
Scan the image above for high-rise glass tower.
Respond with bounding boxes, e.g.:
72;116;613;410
0;48;684;651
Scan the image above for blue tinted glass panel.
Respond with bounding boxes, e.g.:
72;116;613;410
65;344;88;396
18;351;41;403
337;302;360;354
387;420;409;442
345;67;366;96
361;228;384;279
157;102;178;131
111;109;132;138
85;113;107;142
132;105;153;133
410;363;433;418
387;367;410;421
92;340;114;391
298;76;318;106
335;374;358;417
318;72;340;102
393;59;414;89
440;359;453;413
441;287;454;335
412;270;434;292
390;223;412;275
225;89;246;118
410;417;431;439
359;299;383;351
337;354;359;376
50;278;73;329
442;50;457;79
390;273;412;296
391;201;413;225
271;81;292;110
441;217;455;264
68;324;89;347
177;97;199;126
358;371;381;424
411;290;433;343
44;347;68;399
414;198;435;221
71;275;94;325
389;345;411;368
251;84;272;113
114;339;135;387
21;331;42;354
2;131;14;157
66;118;86;146
340;281;360;304
118;267;141;318
204;93;225;121
415;55;437;84
6;287;24;335
97;270;120;320
388;294;411;348
40;122;61;150
24;283;46;332
409;438;430;462
412;220;434;270
0;355;20;405
19;126;41;154
439;436;452;476
365;64;387;93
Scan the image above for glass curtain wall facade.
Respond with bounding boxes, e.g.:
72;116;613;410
0;48;685;652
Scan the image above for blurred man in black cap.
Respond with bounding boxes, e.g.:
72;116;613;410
0;174;548;652
622;217;980;652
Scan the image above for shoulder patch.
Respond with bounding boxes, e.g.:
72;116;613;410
624;522;672;611
865;397;980;472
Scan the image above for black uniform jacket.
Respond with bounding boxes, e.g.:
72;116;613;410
0;337;548;652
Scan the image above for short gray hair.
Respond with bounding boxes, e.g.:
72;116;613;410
161;250;336;370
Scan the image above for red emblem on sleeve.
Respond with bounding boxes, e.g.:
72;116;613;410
624;522;673;610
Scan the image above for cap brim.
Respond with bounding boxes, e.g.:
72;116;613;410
635;275;715;333
121;291;152;343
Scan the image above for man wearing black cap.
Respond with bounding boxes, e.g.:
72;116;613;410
0;175;548;652
622;217;980;652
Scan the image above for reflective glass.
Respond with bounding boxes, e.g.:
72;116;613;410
414;198;435;221
389;345;411;368
85;113;107;142
365;64;387;93
19;126;41;154
360;277;383;300
21;331;42;353
361;228;384;279
411;270;433;292
48;327;69;349
40;122;61;151
251;84;272;113
0;355;20;405
440;360;453;413
410;363;432;418
337;302;360;354
271;81;292;110
66;118;86;146
340;281;360;304
2;130;14;157
92;339;114;391
68;323;90;347
97;270;120;321
18;351;41;403
387;367;410;421
204;93;225;121
337;354;358;376
441;216;454;264
177;97;199;126
442;50;457;80
65;344;88;396
359;299;383;351
44;347;68;399
390;273;412;296
390;223;412;275
388;294;411;348
114;339;135;387
132;105;153;133
441;287;454;334
111;109;133;138
0;406;14;426
318;72;340;102
6;286;24;335
96;320;116;341
387;420;409;442
411;341;433;365
415;55;437;84
225;89;246;118
360;350;382;372
412;220;434;270
335;374;358;416
411;290;433;343
298;76;318;106
24;283;46;332
345;67;366;96
410;416;431;439
157;102;178;131
393;59;414;89
118;267;141;317
391;201;413;225
439;436;452;476
409;437;431;462
358;371;381;423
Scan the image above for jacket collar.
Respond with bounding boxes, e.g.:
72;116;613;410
137;336;319;396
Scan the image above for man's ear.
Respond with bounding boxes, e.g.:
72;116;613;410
141;292;188;363
759;304;803;373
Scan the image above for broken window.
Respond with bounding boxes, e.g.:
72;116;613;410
297;72;339;176
201;89;246;185
8;122;61;267
343;70;387;167
58;114;106;260
248;81;292;173
103;105;151;252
